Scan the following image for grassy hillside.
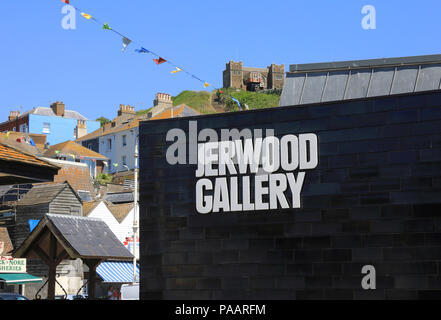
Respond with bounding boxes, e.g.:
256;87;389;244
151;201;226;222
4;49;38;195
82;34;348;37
217;88;281;112
136;88;282;115
172;91;217;114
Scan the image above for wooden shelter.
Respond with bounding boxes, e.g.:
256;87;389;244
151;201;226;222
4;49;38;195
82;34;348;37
13;214;133;299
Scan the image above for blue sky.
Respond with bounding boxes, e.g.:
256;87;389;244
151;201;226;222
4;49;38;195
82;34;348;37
1;0;440;122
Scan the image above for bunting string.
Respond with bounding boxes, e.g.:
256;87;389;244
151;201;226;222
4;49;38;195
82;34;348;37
61;0;246;111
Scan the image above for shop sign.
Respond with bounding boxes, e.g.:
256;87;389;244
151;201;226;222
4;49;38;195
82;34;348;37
0;256;26;273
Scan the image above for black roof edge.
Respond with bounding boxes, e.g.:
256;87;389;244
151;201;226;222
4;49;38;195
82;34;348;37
288;54;441;73
139;88;441;126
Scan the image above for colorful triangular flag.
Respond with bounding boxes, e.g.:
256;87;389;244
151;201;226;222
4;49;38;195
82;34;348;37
113;163;119;167
122;37;132;52
5;132;10;139
69;153;76;160
61;0;70;4
135;47;149;54
153;57;166;65
104;162;108;167
103;23;112;30
171;67;182;74
204;82;210;88
81;12;92;20
55;150;60;155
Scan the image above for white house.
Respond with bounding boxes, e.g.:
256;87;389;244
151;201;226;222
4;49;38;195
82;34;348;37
98;125;139;174
83;200;139;259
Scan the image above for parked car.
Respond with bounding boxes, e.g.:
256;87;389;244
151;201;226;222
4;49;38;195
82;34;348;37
120;283;139;300
0;293;29;300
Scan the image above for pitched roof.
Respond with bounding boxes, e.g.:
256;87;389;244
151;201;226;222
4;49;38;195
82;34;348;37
75;117;142;143
0;142;58;170
43;140;108;160
149;104;200;120
17;182;80;206
22;107;88;120
83;201;101;216
0;132;42;156
14;214;133;261
0;227;13;255
104;192;134;204
105;202;134;223
76;104;200;142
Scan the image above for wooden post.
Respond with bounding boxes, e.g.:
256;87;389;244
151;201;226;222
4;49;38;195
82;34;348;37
47;263;57;300
47;234;58;300
85;259;102;300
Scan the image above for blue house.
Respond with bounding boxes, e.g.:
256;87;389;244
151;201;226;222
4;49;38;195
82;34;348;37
0;102;100;146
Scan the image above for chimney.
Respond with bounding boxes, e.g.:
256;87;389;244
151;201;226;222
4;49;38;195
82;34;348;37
75;120;87;139
153;93;173;108
150;93;173;118
118;104;136;117
8;111;20;122
50;101;65;117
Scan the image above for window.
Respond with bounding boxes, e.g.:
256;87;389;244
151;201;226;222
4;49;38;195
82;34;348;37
122;156;127;166
107;138;112;150
275;74;283;81
77;190;92;202
20;124;28;133
42;122;50;134
122;135;127;147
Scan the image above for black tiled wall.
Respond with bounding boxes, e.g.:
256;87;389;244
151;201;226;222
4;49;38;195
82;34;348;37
139;90;441;300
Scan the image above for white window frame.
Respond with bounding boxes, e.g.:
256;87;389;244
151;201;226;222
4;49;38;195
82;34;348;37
42;122;50;134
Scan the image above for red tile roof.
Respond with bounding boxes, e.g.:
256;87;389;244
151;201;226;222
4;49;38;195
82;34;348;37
149;104;199;120
76;117;142;143
44;140;108;160
0;143;58;169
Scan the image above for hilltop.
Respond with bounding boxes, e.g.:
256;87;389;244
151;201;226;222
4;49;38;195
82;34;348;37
136;89;282;116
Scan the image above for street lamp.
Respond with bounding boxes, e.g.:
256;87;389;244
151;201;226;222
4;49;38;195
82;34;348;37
132;136;139;283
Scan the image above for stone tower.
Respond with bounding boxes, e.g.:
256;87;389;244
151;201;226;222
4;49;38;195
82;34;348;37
223;61;244;89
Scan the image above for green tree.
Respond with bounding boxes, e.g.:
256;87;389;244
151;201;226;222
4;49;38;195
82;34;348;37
95;173;113;186
96;117;111;127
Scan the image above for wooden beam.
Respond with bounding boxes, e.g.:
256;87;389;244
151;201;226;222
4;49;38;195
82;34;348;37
33;245;51;266
55;249;69;266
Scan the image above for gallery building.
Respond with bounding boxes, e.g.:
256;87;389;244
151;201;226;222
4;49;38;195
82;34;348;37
139;54;441;300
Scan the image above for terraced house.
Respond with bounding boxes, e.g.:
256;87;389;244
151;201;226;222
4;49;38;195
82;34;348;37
77;96;199;173
0;101;100;146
